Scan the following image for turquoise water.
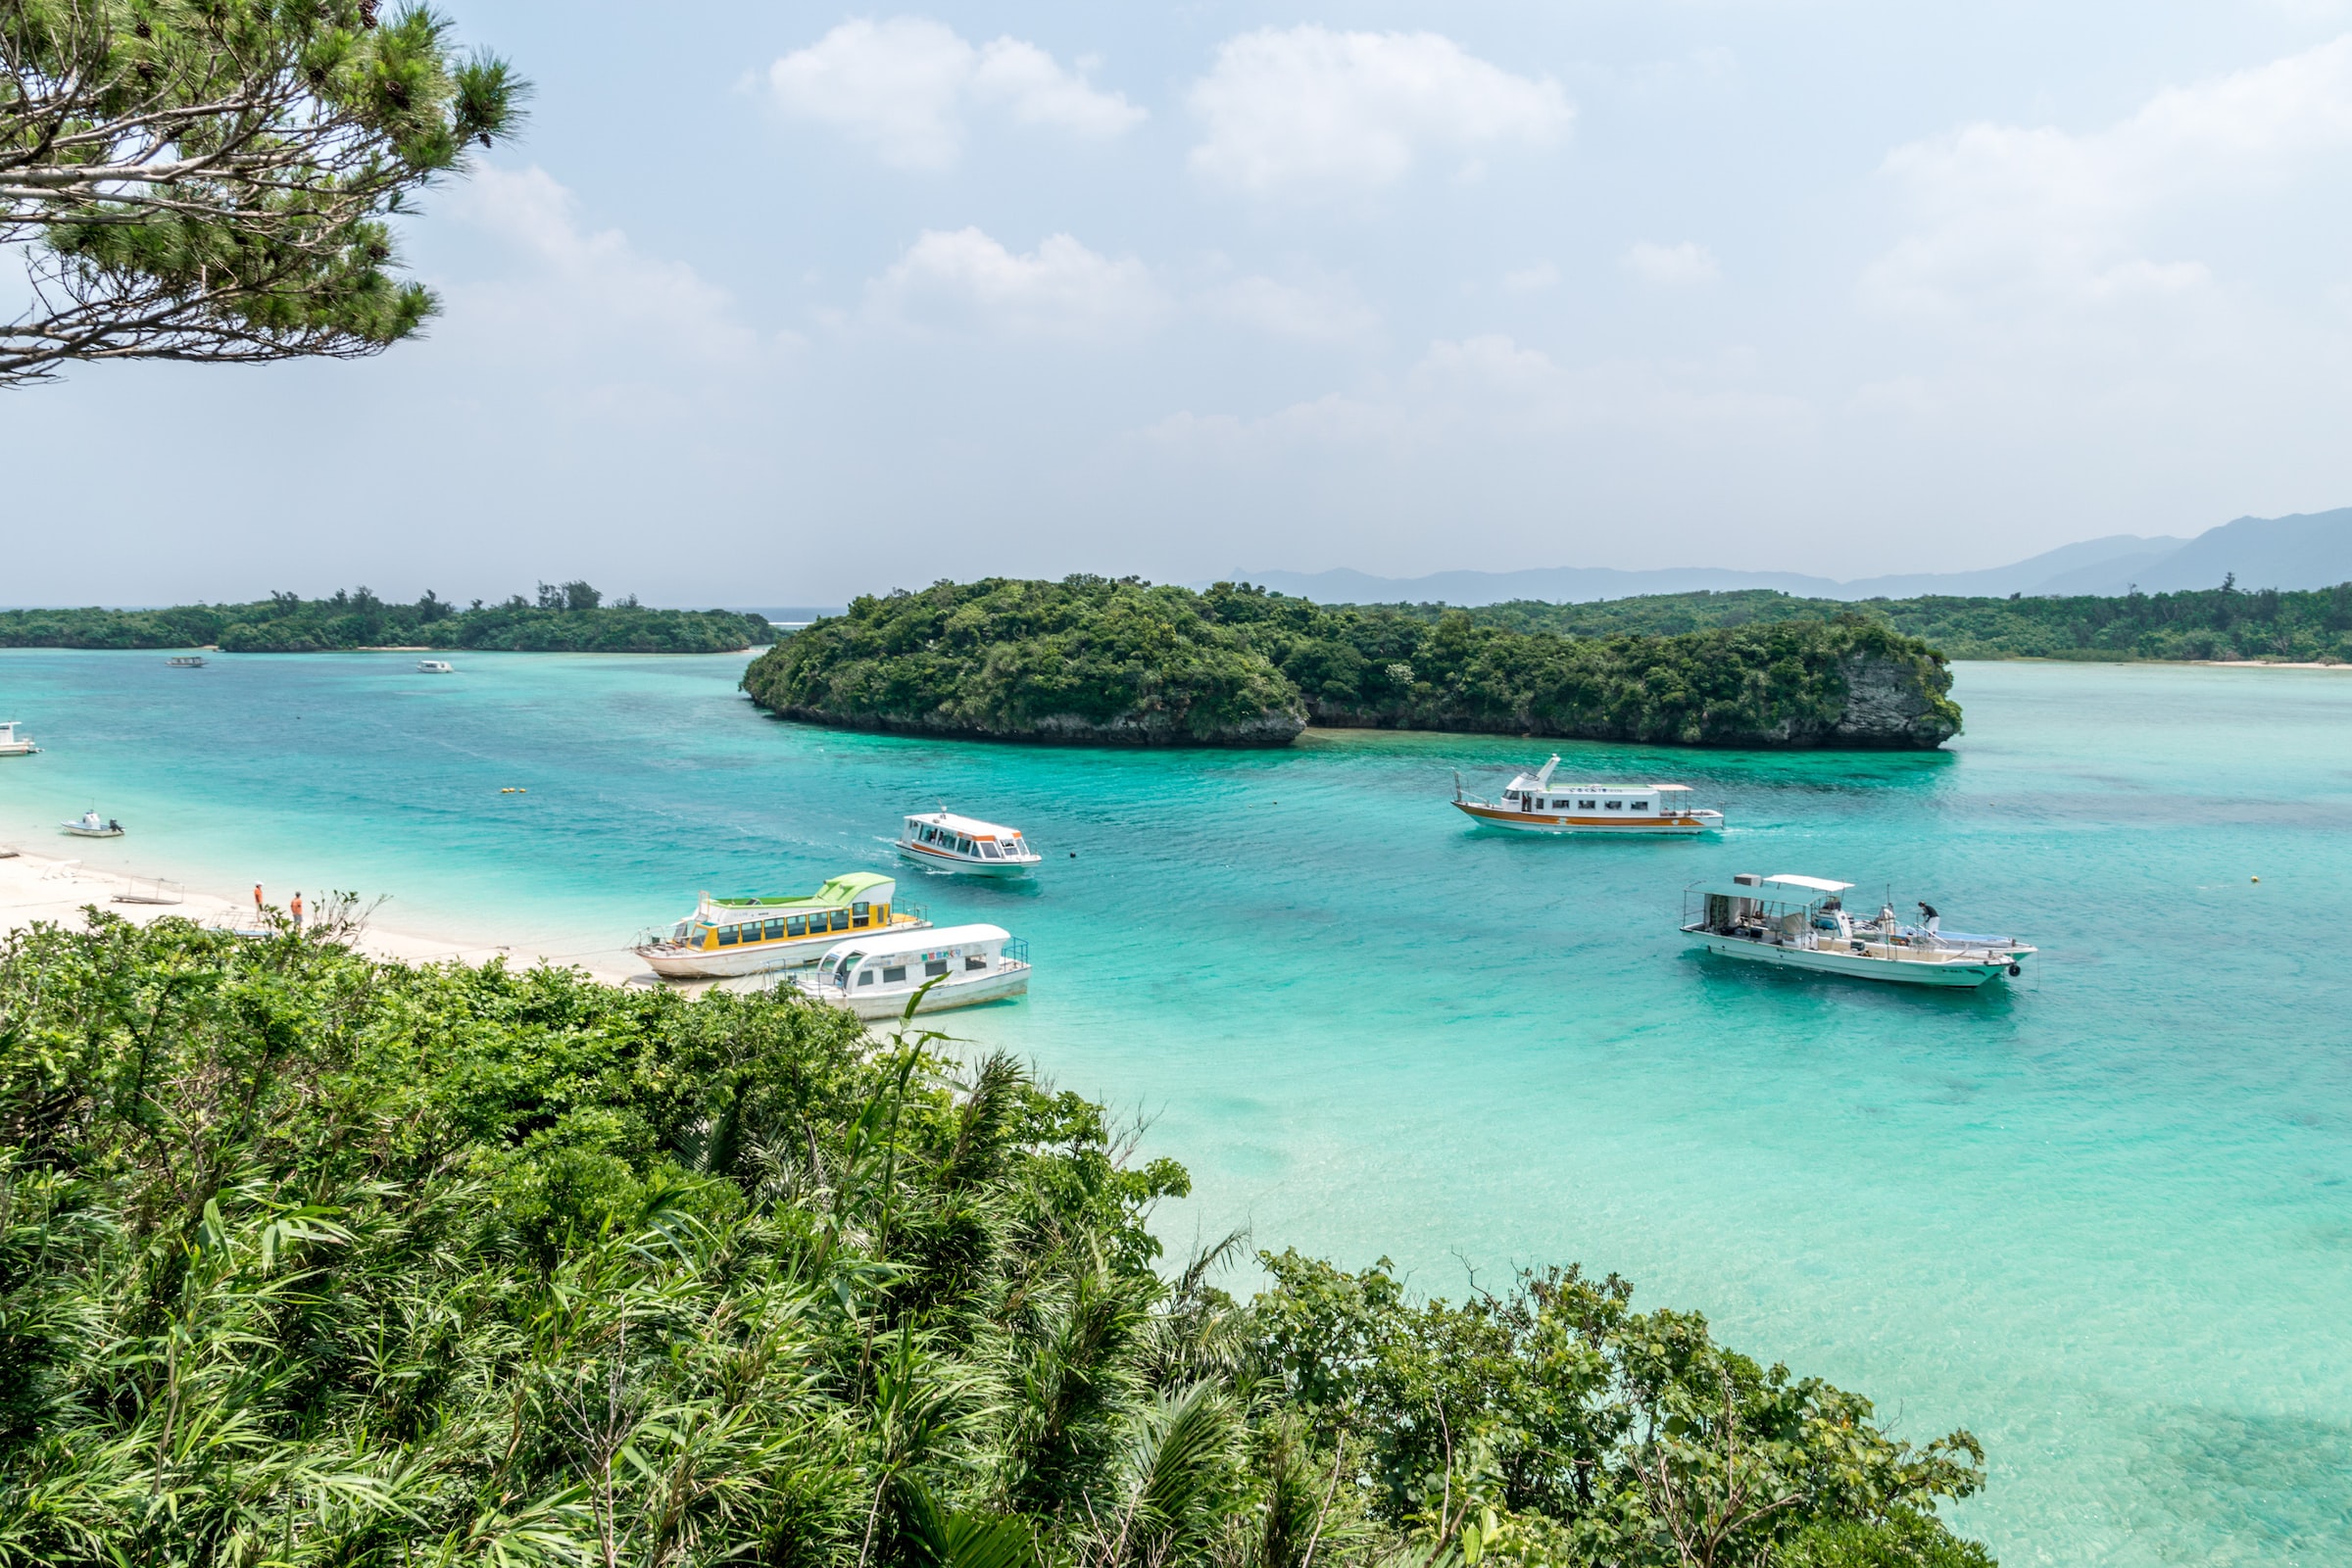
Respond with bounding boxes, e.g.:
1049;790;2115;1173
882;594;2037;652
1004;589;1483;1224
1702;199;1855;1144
3;649;2349;1565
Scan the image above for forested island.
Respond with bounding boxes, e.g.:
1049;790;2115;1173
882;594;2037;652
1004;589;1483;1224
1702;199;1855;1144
0;914;1995;1567
742;577;1961;749
1393;581;2352;663
0;582;771;654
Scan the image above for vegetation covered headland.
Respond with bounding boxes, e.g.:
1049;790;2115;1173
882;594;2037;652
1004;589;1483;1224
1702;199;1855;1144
1381;580;2352;664
0;913;1994;1567
741;577;1962;750
0;583;771;655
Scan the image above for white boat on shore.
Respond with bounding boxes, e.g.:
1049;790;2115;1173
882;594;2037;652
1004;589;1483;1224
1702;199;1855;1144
896;811;1042;875
634;872;927;979
0;721;38;758
1455;756;1723;836
1683;873;2034;989
789;923;1030;1019
62;809;123;839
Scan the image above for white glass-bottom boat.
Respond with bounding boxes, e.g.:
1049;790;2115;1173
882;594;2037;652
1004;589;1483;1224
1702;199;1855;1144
1455;756;1723;835
897;811;1042;875
1683;873;2034;989
634;872;927;978
0;721;38;758
417;660;454;673
62;809;123;839
789;923;1030;1019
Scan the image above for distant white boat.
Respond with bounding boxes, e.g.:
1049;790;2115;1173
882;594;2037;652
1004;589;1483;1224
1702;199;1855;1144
417;659;455;673
166;655;206;667
61;809;123;839
896;811;1042;875
1454;755;1724;835
790;923;1030;1018
0;720;38;758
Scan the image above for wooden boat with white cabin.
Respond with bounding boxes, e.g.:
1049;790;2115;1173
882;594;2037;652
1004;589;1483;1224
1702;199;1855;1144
1453;756;1723;835
634;872;927;979
789;923;1030;1019
1682;873;2034;989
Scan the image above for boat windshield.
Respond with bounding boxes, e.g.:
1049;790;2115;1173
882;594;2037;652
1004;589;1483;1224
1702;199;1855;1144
832;952;864;982
979;842;1003;858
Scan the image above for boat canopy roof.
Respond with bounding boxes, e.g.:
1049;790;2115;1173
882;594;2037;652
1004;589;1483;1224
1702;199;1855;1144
818;922;1010;964
1767;873;1854;892
906;811;1023;838
1688;873;1856;906
1504;775;1691;792
704;871;895;912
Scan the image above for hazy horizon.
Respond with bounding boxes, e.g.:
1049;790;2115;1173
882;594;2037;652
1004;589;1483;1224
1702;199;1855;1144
6;2;2351;608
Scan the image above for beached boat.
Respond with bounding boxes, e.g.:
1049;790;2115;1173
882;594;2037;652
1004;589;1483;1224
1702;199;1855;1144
0;721;37;758
1682;873;2034;989
62;809;123;839
1454;755;1723;835
789;923;1030;1019
166;655;207;668
417;659;454;673
634;872;928;979
896;811;1043;875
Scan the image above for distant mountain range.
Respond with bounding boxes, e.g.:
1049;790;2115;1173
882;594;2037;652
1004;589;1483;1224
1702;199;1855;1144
1237;508;2352;606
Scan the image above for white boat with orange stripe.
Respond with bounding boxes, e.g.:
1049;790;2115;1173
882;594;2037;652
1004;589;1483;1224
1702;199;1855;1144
897;811;1042;876
1453;756;1723;836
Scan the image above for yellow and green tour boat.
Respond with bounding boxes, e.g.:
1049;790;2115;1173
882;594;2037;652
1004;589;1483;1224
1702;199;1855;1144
634;872;928;979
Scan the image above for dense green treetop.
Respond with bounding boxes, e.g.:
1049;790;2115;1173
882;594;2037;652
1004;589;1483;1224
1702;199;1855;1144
0;582;771;653
744;577;1960;750
0;913;1994;1566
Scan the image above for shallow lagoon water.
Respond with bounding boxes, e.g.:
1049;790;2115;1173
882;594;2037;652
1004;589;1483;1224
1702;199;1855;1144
2;650;2348;1565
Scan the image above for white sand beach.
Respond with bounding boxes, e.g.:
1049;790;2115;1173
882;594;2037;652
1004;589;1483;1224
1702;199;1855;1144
0;840;651;986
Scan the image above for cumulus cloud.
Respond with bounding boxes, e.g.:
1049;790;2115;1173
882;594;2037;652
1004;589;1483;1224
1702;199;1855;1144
1186;25;1571;194
1621;241;1720;286
1866;34;2352;318
1197;274;1380;343
447;165;754;363
865;227;1168;340
770;17;1144;171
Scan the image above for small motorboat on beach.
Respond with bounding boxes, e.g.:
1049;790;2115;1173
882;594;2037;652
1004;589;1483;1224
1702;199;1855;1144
789;923;1030;1019
634;872;928;979
0;721;39;758
897;810;1042;875
1682;873;2034;989
1455;755;1723;836
62;809;123;839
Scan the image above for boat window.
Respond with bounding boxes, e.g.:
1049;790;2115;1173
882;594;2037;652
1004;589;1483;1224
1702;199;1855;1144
857;970;874;986
979;842;1003;858
829;909;850;932
671;921;690;941
956;837;974;855
834;952;862;979
1604;801;1622;809
1631;801;1649;811
852;902;871;927
763;918;784;940
716;925;739;946
925;959;951;977
786;915;808;937
965;955;987;971
1579;800;1595;809
882;965;906;982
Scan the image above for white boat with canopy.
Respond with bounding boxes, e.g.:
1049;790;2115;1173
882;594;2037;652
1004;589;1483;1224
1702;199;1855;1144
61;809;123;839
1454;755;1722;835
789;923;1031;1019
1683;872;2034;989
0;721;37;758
634;872;927;978
897;811;1042;875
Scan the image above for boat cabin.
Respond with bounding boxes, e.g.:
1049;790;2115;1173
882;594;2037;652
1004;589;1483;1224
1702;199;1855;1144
1496;757;1690;817
812;923;1027;996
671;872;904;953
898;811;1041;870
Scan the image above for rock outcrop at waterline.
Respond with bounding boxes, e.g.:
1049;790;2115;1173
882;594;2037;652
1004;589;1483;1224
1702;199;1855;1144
742;577;1961;750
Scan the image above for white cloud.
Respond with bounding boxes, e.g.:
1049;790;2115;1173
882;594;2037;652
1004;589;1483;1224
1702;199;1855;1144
447;165;753;364
1197;274;1380;343
1502;263;1560;292
769;17;1143;171
1621;241;1720;286
866;227;1168;340
1866;35;2352;319
1186;25;1571;194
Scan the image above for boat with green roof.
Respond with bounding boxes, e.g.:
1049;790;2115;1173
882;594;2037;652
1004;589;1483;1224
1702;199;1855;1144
634;872;928;979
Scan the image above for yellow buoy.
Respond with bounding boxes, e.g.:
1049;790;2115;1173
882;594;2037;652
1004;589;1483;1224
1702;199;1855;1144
2251;875;2259;883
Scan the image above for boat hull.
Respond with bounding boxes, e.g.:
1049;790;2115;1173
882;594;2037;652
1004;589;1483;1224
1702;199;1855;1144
896;840;1040;876
1690;933;2022;988
793;963;1029;1019
637;917;932;979
1456;801;1720;836
61;825;122;838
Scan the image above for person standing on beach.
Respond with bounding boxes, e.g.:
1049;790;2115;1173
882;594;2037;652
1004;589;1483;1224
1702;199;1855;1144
254;884;265;917
291;892;304;932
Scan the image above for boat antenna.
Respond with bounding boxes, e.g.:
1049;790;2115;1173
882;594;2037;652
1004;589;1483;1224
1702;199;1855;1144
1453;768;1462;803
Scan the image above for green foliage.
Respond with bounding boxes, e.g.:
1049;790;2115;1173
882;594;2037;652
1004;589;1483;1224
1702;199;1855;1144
742;579;1960;751
0;586;772;653
0;917;1996;1565
3;1;526;382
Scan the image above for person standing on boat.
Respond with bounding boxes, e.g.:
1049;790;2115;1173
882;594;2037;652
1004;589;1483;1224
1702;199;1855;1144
291;891;305;933
1917;901;1939;939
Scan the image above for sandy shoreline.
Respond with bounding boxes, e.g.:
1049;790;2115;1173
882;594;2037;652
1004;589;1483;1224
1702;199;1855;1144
0;840;653;986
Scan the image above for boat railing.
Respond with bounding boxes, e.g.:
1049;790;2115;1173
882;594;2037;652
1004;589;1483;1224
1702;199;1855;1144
896;903;929;926
1003;938;1031;966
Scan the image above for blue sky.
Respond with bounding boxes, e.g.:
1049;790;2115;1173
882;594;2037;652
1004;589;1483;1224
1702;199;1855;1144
9;1;2352;607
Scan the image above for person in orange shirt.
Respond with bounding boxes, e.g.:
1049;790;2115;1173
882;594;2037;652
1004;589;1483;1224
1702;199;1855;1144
290;891;305;932
253;884;265;916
